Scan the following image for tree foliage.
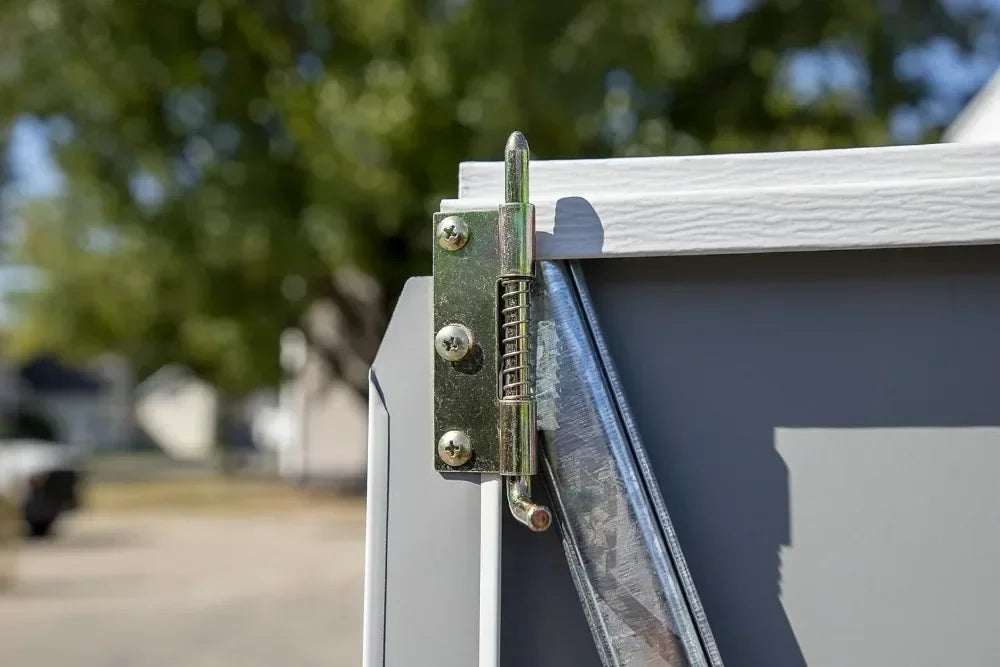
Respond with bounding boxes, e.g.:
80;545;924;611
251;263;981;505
1;0;995;393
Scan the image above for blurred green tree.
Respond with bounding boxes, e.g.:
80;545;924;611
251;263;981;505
0;0;995;394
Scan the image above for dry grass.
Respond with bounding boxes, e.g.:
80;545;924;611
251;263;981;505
85;476;364;516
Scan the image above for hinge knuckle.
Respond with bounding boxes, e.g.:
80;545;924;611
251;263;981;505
498;203;535;277
499;400;536;476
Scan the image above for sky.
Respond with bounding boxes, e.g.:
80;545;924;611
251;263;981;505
0;118;59;324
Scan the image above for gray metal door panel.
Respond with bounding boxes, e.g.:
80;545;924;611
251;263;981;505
578;245;1000;666
368;277;484;667
500;484;604;666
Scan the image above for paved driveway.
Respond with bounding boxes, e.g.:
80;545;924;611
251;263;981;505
0;506;364;666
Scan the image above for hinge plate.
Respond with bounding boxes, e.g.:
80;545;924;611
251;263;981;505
433;208;503;472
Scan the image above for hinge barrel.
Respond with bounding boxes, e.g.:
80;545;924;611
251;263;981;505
499;132;549;531
498;132;536;478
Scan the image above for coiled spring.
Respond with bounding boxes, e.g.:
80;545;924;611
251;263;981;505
500;278;531;399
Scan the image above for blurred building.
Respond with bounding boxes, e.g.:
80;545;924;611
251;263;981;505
946;68;1000;143
134;365;217;460
270;328;366;485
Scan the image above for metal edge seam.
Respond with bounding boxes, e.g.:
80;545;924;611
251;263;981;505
363;370;390;667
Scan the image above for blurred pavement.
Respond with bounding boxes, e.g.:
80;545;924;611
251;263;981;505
0;505;363;666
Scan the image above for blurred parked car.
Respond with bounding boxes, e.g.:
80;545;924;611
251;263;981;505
0;438;85;537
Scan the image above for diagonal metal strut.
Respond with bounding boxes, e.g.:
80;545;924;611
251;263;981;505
534;260;724;667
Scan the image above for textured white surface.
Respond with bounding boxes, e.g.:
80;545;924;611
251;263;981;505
460;142;1000;198
446;175;1000;259
453;142;1000;259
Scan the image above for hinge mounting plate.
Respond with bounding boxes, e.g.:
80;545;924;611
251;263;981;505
432;208;503;473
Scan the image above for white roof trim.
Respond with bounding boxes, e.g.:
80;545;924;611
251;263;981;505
450;142;1000;260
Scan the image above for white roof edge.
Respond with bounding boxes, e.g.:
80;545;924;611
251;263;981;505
447;141;1000;260
459;141;1000;201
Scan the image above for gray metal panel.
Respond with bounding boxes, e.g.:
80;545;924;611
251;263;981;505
775;427;1000;665
501;482;603;667
371;277;483;667
580;246;1000;666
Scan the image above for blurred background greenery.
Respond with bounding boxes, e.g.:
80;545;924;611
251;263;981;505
1;0;999;397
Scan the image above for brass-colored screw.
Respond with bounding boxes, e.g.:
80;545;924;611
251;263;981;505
434;324;473;362
436;216;469;251
437;430;472;467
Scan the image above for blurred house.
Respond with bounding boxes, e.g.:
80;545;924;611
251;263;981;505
270;328;366;485
134;365;217;460
88;354;134;449
5;355;133;449
946;68;1000;143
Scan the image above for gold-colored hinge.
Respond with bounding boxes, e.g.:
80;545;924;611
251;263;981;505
432;132;550;531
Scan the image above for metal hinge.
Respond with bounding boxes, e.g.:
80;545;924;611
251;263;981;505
432;132;551;531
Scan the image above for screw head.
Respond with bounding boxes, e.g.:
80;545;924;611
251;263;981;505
434;323;473;362
436;216;469;251
438;430;472;467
